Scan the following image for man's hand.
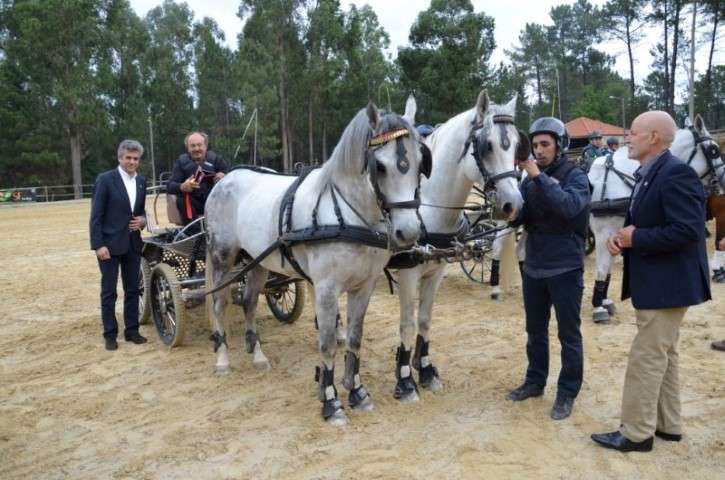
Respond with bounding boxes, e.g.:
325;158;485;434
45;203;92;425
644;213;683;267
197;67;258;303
615;225;636;249
606;234;622;256
96;246;111;260
214;171;225;183
180;175;200;193
518;158;540;178
129;216;146;232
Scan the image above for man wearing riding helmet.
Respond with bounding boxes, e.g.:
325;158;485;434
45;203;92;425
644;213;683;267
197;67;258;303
506;117;591;421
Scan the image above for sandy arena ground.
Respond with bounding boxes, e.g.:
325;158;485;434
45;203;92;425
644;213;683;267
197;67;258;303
1;199;724;480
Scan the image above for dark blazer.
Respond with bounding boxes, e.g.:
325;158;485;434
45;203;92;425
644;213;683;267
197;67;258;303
89;168;147;255
166;151;228;201
622;150;711;309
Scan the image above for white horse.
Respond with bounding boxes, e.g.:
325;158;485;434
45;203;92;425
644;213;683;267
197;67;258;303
587;113;725;322
204;101;429;425
391;92;525;401
587;148;639;322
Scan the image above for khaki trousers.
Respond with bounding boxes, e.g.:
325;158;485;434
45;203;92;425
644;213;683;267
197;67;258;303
620;307;687;442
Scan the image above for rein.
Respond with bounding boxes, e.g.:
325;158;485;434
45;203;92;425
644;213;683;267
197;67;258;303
599;153;636;202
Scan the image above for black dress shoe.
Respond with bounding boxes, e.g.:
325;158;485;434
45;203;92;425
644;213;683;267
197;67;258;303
506;383;544;401
655;430;682;442
591;431;653;452
551;395;574;420
105;338;118;351
124;333;147;344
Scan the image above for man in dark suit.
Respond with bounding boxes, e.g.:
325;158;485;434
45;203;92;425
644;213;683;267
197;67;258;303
167;131;228;224
591;111;711;452
90;139;148;351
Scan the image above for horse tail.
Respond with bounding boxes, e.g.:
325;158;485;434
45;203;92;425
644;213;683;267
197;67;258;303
498;228;518;291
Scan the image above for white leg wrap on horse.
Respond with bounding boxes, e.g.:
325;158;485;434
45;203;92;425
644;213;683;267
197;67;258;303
215;345;230;373
354;373;361;389
420;356;431;368
253;341;271;370
400;365;411;378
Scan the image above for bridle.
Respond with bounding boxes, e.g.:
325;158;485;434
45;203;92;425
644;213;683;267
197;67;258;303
460;114;520;188
364;123;431;218
686;126;725;193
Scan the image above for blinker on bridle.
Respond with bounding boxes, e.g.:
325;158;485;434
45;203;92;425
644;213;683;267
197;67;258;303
687;126;725;186
463;113;520;187
365;126;422;214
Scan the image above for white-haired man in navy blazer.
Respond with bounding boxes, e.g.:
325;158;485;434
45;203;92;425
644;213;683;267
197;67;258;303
591;111;711;452
90;139;148;351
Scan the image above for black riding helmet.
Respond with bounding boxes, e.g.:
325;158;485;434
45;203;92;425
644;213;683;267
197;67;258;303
528;117;570;152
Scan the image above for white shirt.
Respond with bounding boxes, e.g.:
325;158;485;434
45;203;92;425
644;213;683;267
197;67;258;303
117;166;137;212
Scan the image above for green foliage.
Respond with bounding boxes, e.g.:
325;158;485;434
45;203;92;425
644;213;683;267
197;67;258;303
397;0;495;123
0;0;722;189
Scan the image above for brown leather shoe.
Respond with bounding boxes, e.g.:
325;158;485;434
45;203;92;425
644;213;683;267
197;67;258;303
711;339;725;352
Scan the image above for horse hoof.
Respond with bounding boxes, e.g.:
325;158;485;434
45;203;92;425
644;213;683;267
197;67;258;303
352;395;375;412
592;308;610;323
215;364;231;375
603;302;616;316
326;409;348;426
490;293;500;301
253;358;271;371
422;375;443;392
397;390;420;403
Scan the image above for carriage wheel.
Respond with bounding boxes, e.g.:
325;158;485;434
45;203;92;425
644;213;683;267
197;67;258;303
266;280;306;324
459;250;492;284
150;263;187;347
139;258;152;325
585;227;596;256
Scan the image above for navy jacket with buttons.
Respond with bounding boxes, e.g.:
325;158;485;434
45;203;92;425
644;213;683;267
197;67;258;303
622;150;711;309
511;155;591;273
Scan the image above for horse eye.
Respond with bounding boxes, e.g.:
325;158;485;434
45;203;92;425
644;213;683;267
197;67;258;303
376;161;386;174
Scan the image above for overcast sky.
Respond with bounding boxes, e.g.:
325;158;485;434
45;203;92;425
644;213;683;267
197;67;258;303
129;0;720;96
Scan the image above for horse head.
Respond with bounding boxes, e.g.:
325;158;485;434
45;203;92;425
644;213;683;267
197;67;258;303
363;98;426;247
675;115;724;192
471;93;525;221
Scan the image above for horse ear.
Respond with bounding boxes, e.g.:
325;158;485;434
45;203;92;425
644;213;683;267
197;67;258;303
684;116;693;128
420;142;432;178
695;114;705;132
403;94;417;125
367;102;380;130
516;129;531;162
505;93;518;113
476;89;490;120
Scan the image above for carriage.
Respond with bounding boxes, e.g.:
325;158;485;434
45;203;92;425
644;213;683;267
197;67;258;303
138;176;306;347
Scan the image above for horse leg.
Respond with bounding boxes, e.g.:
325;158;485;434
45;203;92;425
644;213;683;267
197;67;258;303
206;246;236;375
341;281;376;412
241;266;271;370
490;225;504;300
314;282;347;425
311;284;346;343
591;217;618;323
395;267;421;402
412;267;445;391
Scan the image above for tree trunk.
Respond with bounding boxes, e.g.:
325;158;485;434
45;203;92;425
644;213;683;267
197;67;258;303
626;17;635;98
70;131;83;200
706;6;718;88
308;93;314;165
663;0;671;112
322;120;328;164
535;59;542;106
669;0;682;116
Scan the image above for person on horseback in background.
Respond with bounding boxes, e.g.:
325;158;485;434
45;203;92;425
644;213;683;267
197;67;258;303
581;130;607;173
167;131;228;225
506;116;591;421
606;137;620;154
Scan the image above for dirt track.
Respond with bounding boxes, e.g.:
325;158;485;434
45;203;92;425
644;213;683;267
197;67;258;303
1;199;724;480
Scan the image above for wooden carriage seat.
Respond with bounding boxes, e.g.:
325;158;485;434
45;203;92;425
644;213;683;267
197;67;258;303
166;193;185;226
